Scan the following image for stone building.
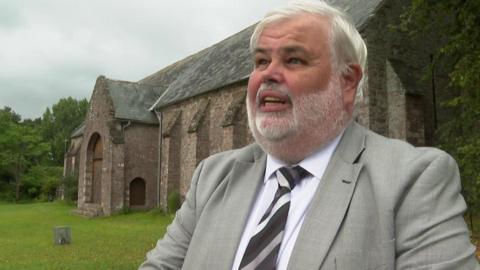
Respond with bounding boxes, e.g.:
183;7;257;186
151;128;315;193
60;123;84;200
72;79;163;216
66;0;445;216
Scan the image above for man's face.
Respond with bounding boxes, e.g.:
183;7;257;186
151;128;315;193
246;15;351;163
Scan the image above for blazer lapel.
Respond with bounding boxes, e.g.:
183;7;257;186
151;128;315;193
207;145;267;269
287;122;366;270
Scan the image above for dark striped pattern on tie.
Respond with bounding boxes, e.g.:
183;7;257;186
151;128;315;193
239;166;309;270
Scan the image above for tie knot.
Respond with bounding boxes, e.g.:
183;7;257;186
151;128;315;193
276;166;309;190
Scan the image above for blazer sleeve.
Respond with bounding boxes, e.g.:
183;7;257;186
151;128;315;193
395;150;479;269
138;161;204;270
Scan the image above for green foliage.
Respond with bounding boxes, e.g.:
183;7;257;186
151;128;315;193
0;97;87;202
40;97;89;165
23;166;63;201
0;181;15;202
167;191;181;214
0;106;21;123
62;173;79;202
0;202;174;269
0;109;50;201
148;206;168;216
121;206;133;214
401;0;480;215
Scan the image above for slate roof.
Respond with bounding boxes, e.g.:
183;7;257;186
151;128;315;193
66;137;82;157
68;77;161;139
143;0;384;110
140;24;255;110
70;122;85;138
334;0;384;31
105;78;162;124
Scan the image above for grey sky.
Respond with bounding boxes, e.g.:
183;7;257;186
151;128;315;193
0;0;290;120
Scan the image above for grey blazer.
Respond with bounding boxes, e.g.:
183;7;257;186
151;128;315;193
140;122;479;270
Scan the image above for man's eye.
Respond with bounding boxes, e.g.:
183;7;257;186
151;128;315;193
255;59;269;67
287;58;303;65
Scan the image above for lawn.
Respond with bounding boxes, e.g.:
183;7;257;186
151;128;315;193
0;202;173;270
0;202;478;269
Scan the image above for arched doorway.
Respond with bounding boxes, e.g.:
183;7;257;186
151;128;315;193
87;133;102;204
129;178;146;206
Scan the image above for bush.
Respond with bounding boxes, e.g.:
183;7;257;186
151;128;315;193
62;173;78;202
148;207;167;216
22;165;62;201
0;182;15;202
167;191;181;214
0;170;15;202
119;206;132;215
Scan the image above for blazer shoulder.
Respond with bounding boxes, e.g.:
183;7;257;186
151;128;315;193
193;143;264;189
202;143;263;167
362;128;453;165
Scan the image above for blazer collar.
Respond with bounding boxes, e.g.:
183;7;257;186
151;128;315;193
334;121;367;164
287;121;366;270
207;144;267;269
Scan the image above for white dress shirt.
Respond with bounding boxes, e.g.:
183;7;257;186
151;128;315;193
231;133;343;270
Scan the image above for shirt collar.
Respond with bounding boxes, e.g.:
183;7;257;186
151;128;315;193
264;130;344;183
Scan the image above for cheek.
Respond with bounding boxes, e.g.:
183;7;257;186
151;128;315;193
283;74;318;96
292;69;331;94
247;73;262;102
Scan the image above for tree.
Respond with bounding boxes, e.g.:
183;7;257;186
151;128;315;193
401;0;480;216
0;106;21;123
22;165;63;200
0;99;87;202
0;107;20;200
0;113;49;201
41;97;89;165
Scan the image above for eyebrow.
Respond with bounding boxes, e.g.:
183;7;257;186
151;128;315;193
253;45;309;55
282;46;309;55
253;48;269;55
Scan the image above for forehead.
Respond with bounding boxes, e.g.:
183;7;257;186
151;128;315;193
256;14;331;52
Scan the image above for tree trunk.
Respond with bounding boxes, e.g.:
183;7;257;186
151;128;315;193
15;166;21;201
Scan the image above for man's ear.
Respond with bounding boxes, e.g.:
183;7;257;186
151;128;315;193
341;63;362;113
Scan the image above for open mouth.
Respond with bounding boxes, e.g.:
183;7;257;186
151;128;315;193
257;91;291;112
262;96;287;106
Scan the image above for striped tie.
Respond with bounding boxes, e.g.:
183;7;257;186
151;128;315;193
239;166;309;270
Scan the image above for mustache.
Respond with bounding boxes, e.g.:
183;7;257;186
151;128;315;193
256;82;293;105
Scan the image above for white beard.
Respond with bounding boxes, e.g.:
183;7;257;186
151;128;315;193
246;76;348;164
253;83;296;141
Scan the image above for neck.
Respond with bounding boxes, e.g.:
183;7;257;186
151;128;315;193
254;119;350;165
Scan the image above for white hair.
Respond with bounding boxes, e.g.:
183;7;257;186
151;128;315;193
250;0;367;98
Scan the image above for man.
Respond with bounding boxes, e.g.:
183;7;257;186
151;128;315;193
140;0;479;269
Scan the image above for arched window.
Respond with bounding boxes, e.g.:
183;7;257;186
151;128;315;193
129;178;146;206
196;106;210;165
167;117;181;198
86;133;102;203
233;105;248;149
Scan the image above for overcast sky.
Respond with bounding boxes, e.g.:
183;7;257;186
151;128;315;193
0;0;291;120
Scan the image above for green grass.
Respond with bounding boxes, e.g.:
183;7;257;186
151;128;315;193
1;202;478;269
0;202;173;270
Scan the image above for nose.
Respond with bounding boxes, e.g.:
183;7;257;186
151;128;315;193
260;60;284;84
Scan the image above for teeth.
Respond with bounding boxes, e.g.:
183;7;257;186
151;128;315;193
264;97;282;102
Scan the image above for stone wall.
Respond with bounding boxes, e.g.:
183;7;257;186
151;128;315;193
159;81;254;210
124;122;159;209
406;94;425;146
60;136;83;200
362;8;389;137
77;76;120;217
357;0;437;145
63;136;83;177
